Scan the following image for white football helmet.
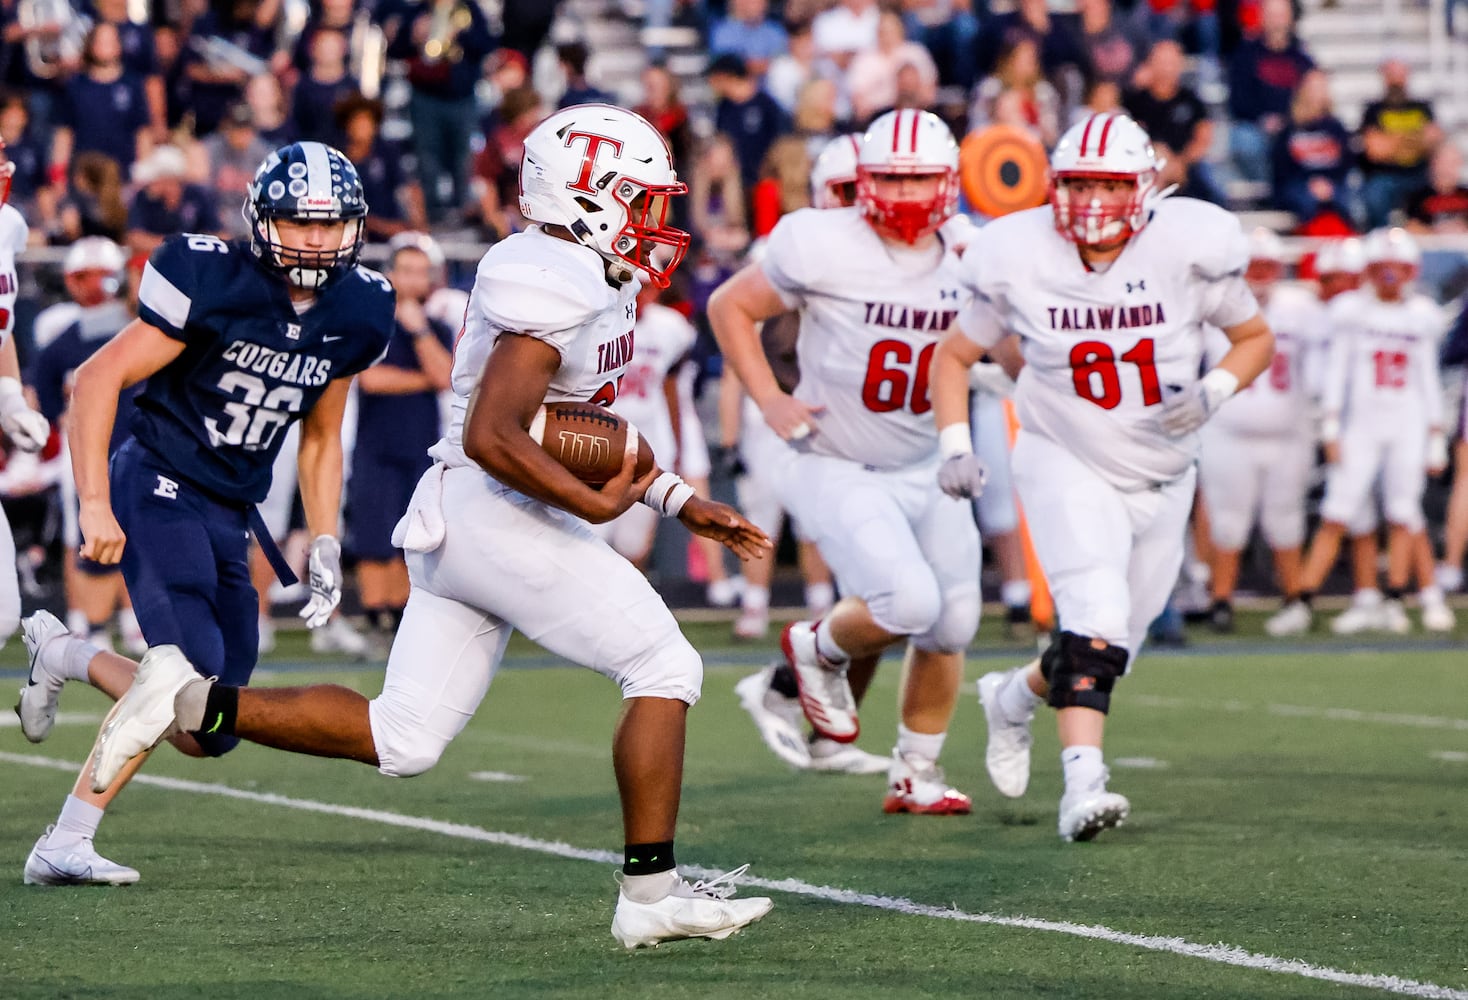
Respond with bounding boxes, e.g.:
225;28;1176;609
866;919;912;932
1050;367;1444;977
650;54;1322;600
1315;236;1367;276
810;133;860;209
1364;226;1422;267
856;109;959;244
1245;226;1286;289
519;103;690;287
63;236;126;276
1049;112;1161;248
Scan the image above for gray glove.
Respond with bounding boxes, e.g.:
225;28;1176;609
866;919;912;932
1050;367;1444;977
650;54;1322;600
1157;382;1214;438
298;535;343;629
937;453;988;499
0;377;49;452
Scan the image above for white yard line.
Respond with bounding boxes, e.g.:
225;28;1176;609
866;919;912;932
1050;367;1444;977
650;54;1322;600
1429;751;1468;763
0;712;101;730
1;752;1464;999
468;770;527;783
1127;695;1468;732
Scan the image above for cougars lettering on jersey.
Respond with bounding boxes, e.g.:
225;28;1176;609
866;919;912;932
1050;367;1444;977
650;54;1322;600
761;206;968;468
1206;283;1326;436
0;203;28;341
1321;288;1445;428
432;226;641;470
612;301;696;464
957;198;1258;491
133;234;394;503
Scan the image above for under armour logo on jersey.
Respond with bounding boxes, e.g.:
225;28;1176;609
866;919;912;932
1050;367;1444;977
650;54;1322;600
940;288;959;300
1126;280;1147;293
285;322;301;340
625;302;635;320
154;475;179;499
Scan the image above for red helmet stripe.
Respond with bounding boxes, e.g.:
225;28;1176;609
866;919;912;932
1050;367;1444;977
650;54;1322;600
1079;115;1097;156
908;109;920;151
891;110;903;153
1096;114;1117;156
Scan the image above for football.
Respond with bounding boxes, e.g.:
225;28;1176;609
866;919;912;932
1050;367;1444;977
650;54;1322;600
529;401;655;486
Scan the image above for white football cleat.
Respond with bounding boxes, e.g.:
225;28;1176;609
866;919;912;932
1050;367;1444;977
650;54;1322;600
1380;599;1411;635
611;865;773;949
24;826;139;886
1436;563;1463;593
309;616;371;658
15;610;73;743
90;645;202;794
977;668;1034;798
1421;599;1455;633
807;737;890;775
883;751;972;815
1331;600;1384;635
780;622;858;743
1058;778;1130;842
257;616;277;655
705;577;743;608
734;667;810;769
732;606;769;641
1264;600;1312;637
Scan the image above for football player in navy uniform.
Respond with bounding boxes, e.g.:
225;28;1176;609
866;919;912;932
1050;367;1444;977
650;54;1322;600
18;141;394;886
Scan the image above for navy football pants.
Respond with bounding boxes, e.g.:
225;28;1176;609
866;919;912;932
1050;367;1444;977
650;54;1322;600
111;439;259;756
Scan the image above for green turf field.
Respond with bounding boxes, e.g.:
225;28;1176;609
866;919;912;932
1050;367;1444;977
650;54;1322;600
1;614;1465;1000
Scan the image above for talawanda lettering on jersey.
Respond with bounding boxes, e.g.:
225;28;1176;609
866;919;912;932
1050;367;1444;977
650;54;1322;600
1047;301;1168;332
863;301;959;332
596;329;634;375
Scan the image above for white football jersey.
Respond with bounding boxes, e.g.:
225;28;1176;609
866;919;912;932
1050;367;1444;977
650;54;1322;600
1320;288;1444;428
762;206;969;469
957;198;1258;491
614;300;696;463
1207;283;1326;436
0;204;28;344
430;226;640;469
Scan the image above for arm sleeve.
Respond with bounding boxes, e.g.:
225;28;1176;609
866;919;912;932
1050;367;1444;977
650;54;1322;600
1196;212;1259;329
1319;306;1351;417
758;212;820;310
956;293;1008;349
135;238;197;341
473;263;605;361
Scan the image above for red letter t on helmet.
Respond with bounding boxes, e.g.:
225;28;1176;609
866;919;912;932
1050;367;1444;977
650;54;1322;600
564;132;625;195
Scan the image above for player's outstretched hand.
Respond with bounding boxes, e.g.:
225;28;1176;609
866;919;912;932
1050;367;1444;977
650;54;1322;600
937;453;988;499
678;497;773;561
759;392;824;444
299;535;344;628
1157;382;1213;438
79;501;126;565
582;445;659;524
0;377;50;452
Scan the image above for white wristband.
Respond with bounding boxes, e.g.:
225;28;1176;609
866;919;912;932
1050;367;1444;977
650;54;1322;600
938;423;974;459
1319;414;1341;443
641;471;696;518
1199;368;1240;410
0;375;22;403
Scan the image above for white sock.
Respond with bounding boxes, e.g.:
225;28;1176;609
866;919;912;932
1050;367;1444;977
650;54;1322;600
813;618;849;665
1420;584;1446;607
805;581;835;612
1061;745;1105;794
57;635;102;684
742;585;770;612
1000;579;1032;608
65;608;88;634
998;662;1043;721
897;724;946;763
52;795;104;845
1354;588;1383;608
620;868;679;903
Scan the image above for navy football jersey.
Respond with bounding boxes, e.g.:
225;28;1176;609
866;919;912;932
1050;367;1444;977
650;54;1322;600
133;234;394;503
30;301;140;454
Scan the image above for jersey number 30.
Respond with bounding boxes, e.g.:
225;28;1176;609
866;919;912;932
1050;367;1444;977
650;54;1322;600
205;372;304;450
1069;338;1161;410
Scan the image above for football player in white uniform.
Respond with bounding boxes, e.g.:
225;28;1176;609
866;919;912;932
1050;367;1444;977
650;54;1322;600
711;111;981;814
1293;228;1452;633
0;147;51;647
81;105;774;947
1198;228;1326;633
966;358;1034;634
933;113;1275;841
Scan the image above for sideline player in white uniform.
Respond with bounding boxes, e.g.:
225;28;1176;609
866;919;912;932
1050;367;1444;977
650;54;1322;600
711;110;981;815
0;149;52;646
1293;228;1452;634
589;281;695;564
932;113;1275;841
1198;228;1325;632
967;358;1034;633
82;105;774;947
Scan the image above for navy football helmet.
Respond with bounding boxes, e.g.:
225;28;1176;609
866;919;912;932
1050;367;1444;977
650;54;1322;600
244;142;367;290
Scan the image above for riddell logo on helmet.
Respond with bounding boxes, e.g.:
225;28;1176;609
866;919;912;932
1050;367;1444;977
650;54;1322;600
563;131;624;195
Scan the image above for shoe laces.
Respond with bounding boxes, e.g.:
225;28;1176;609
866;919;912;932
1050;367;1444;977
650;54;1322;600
683;864;750;900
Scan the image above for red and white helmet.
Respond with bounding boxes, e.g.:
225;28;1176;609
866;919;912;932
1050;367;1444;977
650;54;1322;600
1246;226;1286;288
810;133;860;209
856;109;959;244
1049;112;1161;248
1364;226;1421;267
519;103;690;287
1315;236;1366;276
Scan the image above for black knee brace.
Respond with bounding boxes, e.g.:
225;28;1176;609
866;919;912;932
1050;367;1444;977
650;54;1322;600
1039;631;1129;714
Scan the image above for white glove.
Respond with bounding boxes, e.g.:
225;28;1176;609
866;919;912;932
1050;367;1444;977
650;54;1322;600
1157;369;1239;439
0;376;50;452
938;453;988;499
299;535;343;629
1427;428;1449;473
